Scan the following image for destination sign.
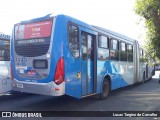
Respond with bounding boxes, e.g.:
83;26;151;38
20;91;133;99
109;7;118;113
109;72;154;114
15;20;52;40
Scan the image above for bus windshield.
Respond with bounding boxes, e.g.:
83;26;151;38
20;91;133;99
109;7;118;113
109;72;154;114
0;40;10;61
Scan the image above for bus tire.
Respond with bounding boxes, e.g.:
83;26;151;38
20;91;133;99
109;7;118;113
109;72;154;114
99;80;110;100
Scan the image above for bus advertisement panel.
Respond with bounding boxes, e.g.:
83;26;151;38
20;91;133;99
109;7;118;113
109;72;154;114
15;21;52;40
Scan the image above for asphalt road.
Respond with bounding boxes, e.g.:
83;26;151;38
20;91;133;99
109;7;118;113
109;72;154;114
0;71;160;120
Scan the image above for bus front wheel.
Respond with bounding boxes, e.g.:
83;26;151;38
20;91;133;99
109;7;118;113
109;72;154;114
99;80;110;100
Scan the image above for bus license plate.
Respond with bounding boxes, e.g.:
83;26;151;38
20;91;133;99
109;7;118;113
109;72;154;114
17;83;23;88
27;70;36;76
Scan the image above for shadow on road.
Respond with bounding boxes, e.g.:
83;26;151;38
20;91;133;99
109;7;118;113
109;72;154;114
0;91;36;102
0;77;159;112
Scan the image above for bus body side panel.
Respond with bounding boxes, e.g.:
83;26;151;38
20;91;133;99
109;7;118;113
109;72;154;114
63;18;82;99
0;37;11;93
64;58;82;98
113;61;134;87
0;61;11;93
97;60;133;91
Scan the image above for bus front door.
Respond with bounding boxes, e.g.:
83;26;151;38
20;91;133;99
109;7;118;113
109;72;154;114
81;31;96;97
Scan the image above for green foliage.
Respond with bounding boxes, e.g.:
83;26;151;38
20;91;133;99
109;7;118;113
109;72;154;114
135;0;160;62
140;57;147;62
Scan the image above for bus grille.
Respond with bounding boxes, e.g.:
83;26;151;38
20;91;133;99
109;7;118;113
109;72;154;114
15;44;49;57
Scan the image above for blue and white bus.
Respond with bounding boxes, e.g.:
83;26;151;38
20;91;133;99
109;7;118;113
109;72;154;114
11;14;153;99
0;33;11;93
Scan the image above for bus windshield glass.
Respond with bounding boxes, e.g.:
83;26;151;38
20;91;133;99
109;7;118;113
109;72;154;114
0;40;10;61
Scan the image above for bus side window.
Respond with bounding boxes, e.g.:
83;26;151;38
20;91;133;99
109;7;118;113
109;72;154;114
0;50;4;61
68;23;79;58
140;48;144;62
81;32;94;60
127;44;133;62
82;32;87;59
87;35;94;60
4;46;10;61
140;49;143;58
110;39;119;61
98;35;109;60
120;42;127;61
0;43;10;61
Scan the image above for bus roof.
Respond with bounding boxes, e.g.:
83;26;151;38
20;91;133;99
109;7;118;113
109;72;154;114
61;14;135;43
16;14;136;43
92;25;135;43
18;14;53;24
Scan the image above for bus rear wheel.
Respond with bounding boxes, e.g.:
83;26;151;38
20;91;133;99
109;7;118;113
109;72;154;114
99;80;110;100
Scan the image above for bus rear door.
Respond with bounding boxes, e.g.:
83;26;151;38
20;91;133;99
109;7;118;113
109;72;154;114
81;28;97;97
65;24;97;99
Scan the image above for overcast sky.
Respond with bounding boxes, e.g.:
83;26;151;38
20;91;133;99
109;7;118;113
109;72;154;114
0;0;145;44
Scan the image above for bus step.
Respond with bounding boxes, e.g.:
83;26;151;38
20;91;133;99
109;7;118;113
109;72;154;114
82;93;97;98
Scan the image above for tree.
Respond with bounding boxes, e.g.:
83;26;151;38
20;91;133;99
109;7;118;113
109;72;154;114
135;0;160;63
